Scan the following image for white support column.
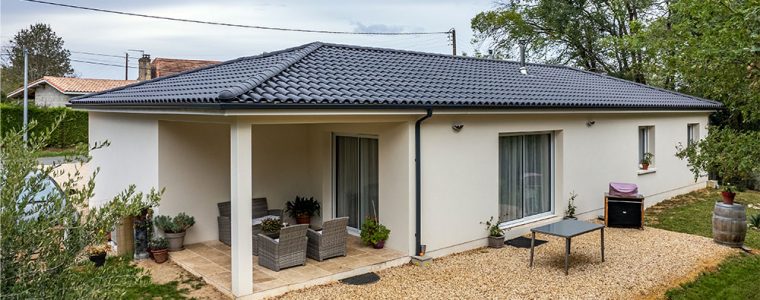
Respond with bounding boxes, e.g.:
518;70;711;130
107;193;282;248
230;120;253;296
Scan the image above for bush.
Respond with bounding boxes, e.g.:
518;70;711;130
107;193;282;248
154;213;195;234
149;238;169;250
0;103;87;148
360;218;390;246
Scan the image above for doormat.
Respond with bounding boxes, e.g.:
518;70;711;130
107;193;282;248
340;272;380;285
506;236;547;248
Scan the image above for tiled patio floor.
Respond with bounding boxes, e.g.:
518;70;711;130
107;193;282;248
169;235;408;298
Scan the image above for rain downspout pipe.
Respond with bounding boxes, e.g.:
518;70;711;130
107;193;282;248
415;108;433;256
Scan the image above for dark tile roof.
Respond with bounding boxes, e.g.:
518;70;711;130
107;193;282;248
70;42;722;110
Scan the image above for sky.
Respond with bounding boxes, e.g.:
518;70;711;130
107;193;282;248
1;0;495;80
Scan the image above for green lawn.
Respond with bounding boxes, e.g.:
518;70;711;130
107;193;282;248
34;147;83;158
646;188;760;299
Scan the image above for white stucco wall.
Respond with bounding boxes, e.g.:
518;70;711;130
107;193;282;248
88;112;159;207
157;121;230;244
419;112;709;256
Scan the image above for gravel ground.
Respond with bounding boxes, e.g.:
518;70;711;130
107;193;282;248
136;259;229;299
277;226;738;300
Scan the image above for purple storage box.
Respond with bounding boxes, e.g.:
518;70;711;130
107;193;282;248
609;182;639;197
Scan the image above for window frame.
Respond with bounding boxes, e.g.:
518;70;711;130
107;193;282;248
497;131;556;228
638;126;655;168
687;123;699;145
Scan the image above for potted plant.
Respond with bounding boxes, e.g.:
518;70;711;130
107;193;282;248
481;216;505;248
721;183;737;205
285;196;320;224
640;152;654;170
154;213;195;251
148;237;169;264
260;217;284;239
85;244;110;267
564;191;578;220
360;217;390;249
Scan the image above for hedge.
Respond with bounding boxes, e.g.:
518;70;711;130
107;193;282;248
1;104;88;148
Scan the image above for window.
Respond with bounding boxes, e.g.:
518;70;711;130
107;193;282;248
687;123;699;144
335;135;378;230
498;133;553;223
638;126;655;167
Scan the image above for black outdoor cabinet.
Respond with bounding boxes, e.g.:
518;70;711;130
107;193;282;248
604;193;645;229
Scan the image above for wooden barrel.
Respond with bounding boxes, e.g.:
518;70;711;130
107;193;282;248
712;202;746;247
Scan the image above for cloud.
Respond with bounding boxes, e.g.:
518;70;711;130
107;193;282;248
351;22;405;34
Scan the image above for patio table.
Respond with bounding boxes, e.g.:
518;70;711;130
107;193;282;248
529;219;604;275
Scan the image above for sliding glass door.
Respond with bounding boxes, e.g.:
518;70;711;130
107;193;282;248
335;136;379;230
499;133;552;223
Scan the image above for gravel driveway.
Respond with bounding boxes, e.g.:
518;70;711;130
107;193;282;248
276;226;737;299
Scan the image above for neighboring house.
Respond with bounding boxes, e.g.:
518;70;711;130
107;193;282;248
7;76;137;107
70;42;721;298
136;54;220;81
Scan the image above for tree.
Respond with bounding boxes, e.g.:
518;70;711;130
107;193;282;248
1;23;74;95
0;117;167;298
471;0;658;83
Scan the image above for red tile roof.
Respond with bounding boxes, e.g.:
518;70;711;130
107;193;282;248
7;76;137;98
151;58;221;78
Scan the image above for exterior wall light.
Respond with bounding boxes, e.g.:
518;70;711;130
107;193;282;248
452;122;464;132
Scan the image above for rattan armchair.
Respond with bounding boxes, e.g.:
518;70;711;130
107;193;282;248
307;217;349;261
257;224;308;271
217;198;282;255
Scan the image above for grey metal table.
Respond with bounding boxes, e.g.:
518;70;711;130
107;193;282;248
529;219;605;275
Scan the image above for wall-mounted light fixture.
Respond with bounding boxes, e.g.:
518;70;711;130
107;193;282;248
452;122;464;132
586;120;596;127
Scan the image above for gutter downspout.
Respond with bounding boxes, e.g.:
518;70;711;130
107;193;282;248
415;108;433;256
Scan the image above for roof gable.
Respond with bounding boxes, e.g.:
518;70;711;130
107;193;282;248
8;76;137;98
70;42;722;110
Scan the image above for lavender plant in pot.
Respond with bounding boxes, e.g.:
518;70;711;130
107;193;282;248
481;216;505;248
154;213;195;251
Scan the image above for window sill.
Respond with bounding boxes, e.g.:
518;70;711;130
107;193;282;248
637;168;657;175
498;213;557;230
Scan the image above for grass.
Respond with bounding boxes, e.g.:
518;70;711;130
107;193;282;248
646;188;760;299
68;257;193;299
646;188;760;249
34;147;83;158
665;253;760;300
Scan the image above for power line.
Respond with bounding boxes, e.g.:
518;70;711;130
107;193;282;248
71;50;138;60
70;59;137;68
23;0;450;36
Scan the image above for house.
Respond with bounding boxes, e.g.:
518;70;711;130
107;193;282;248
70;42;721;298
136;54;220;81
7;76;137;107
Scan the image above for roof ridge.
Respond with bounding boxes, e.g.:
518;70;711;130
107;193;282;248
72;43;318;102
218;42;323;101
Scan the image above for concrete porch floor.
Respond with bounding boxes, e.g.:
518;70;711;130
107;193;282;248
169;235;409;299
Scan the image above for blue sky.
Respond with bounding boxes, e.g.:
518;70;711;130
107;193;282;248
1;0;494;80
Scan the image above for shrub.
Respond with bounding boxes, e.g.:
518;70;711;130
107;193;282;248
0;103;88;148
154;213;195;234
148;238;169;250
481;216;505;237
285;196;321;218
360;218;390;246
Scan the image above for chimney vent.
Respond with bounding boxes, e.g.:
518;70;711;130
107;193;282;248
518;42;528;75
137;54;152;81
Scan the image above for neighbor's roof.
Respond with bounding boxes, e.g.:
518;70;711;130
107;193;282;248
70;42;722;110
151;58;221;78
8;76;138;98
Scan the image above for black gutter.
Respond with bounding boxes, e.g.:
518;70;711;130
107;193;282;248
415;108;433;256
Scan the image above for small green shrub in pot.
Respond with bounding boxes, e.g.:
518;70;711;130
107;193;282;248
148;237;169;264
285;196;320;224
154;213;195;251
260;217;284;238
565;191;578;219
360;218;390;249
481;216;506;248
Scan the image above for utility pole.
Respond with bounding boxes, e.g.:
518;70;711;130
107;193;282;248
23;48;29;143
449;28;456;56
125;52;129;80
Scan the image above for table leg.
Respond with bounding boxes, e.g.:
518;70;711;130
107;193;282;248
529;231;535;267
565;237;570;276
601;228;605;262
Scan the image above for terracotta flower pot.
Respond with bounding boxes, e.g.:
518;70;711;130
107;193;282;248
721;191;736;205
150;249;169;264
295;215;310;224
373;240;386;249
165;232;186;252
641;163;649;170
89;253;106;267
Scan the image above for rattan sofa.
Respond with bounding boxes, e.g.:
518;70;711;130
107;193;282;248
217;198;282;255
307;217;349;261
257;224;308;271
